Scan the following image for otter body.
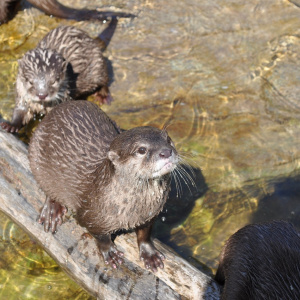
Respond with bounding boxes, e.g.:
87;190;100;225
0;0;134;24
215;221;300;300
38;25;110;101
29;101;178;271
1;25;111;133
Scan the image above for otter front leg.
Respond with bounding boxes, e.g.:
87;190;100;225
136;222;165;272
92;234;124;269
0;107;26;133
38;196;67;233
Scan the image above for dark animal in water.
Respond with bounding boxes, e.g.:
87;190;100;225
0;0;134;24
1;24;113;133
215;221;300;300
29;100;179;272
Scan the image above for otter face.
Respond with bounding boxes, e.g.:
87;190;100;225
108;127;178;179
18;48;67;103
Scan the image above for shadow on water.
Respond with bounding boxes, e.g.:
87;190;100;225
153;165;211;274
98;16;118;51
251;174;300;229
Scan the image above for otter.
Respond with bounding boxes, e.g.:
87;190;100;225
0;0;134;24
1;25;112;133
28;100;178;272
215;221;300;300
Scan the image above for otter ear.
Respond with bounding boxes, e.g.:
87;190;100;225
108;150;119;164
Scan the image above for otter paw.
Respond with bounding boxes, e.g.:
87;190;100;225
0;122;20;133
38;199;67;233
93;234;124;269
139;242;165;272
102;246;124;269
92;92;113;105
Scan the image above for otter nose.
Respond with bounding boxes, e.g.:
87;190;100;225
38;93;48;100
159;149;172;158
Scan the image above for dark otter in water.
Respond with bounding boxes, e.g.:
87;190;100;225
0;0;134;24
215;221;300;300
28;100;178;272
1;25;112;133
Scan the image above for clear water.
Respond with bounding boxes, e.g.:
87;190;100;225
0;0;300;298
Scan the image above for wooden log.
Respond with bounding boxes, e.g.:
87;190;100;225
0;123;220;299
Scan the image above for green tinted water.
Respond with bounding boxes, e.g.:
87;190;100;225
0;0;300;298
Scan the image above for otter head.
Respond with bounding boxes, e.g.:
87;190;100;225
108;126;178;180
18;48;67;103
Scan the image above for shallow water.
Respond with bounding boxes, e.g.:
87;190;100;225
0;0;300;298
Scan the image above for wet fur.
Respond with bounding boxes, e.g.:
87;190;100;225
16;48;69;124
28;101;176;236
37;25;109;99
215;221;300;300
11;25;109;128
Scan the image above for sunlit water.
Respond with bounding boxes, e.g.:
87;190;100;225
0;0;300;298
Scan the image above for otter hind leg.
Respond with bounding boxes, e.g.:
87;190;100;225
136;222;165;273
93;233;124;268
38;196;67;233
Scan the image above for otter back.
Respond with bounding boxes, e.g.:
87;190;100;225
29;101;119;210
38;25;108;99
215;221;300;300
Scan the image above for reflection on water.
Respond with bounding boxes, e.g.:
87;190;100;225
0;211;93;299
0;0;300;298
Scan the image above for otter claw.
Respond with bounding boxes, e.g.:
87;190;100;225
103;249;124;268
92;91;113;105
139;242;165;273
39;198;67;233
0;122;20;133
93;234;124;269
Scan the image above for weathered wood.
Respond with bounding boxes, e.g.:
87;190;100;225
0;124;220;299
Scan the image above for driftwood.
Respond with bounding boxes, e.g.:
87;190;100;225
0;124;220;299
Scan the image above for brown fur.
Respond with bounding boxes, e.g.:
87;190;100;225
29;101;178;271
1;25;110;133
215;221;300;300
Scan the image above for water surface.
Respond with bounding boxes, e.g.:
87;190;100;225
0;0;300;298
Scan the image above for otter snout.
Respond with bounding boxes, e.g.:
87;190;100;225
152;147;178;178
159;148;172;159
35;76;50;101
37;92;49;100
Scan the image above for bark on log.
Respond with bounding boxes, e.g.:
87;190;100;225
0;123;220;300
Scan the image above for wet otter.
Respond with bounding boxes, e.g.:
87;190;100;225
1;25;112;133
28;100;178;272
215;221;300;300
0;0;134;24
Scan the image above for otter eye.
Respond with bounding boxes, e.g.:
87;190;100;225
51;77;59;85
137;147;147;155
26;78;33;85
167;136;171;144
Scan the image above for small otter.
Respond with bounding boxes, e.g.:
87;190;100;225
0;0;134;24
28;101;178;272
1;25;112;133
215;221;300;300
